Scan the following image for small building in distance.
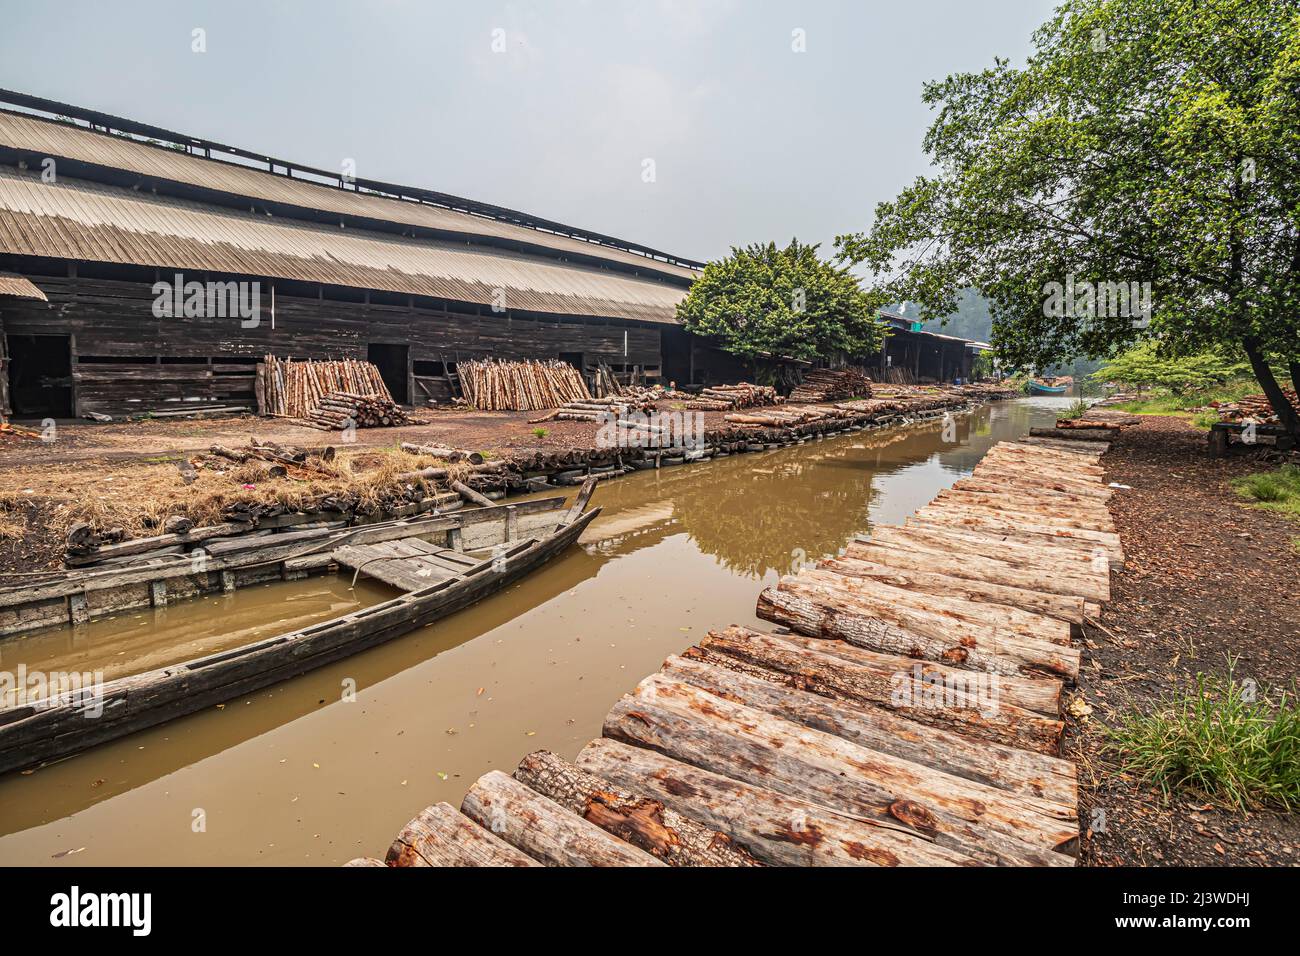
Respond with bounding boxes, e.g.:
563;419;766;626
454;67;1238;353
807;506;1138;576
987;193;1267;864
858;310;993;384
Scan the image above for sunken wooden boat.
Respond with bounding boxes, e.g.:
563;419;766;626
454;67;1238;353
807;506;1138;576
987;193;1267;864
0;481;601;776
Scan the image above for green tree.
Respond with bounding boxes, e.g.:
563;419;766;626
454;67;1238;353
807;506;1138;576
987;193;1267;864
836;0;1300;435
1093;342;1250;393
676;240;884;369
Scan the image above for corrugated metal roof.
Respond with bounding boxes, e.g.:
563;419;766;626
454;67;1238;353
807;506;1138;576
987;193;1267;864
0;110;698;283
0;270;46;300
0;168;686;323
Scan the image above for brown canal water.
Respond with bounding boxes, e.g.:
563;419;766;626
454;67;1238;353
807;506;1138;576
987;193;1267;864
0;396;1073;865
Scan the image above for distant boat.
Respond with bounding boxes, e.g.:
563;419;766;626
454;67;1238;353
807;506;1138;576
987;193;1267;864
1028;379;1070;395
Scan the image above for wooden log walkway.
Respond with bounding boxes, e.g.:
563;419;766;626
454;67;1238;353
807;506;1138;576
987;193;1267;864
351;434;1114;867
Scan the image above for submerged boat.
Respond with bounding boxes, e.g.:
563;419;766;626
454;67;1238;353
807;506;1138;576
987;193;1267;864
0;482;601;775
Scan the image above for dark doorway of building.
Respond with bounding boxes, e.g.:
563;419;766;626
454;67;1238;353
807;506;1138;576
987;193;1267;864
6;334;72;418
558;352;584;371
367;343;409;404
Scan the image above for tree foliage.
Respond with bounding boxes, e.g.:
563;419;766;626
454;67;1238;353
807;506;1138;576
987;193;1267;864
836;0;1300;432
676;240;884;364
1092;342;1250;393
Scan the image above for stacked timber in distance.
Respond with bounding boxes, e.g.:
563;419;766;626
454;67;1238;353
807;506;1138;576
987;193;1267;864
261;355;396;418
697;383;779;409
303;391;413;430
459;358;591;411
788;367;874;403
354;427;1117;867
1210;388;1299;425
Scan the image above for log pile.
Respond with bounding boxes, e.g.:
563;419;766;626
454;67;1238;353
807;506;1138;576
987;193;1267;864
788;367;873;403
698;383;780;409
545;395;657;423
459;359;591;411
303;391;413;430
262;355;395;418
356;437;1109;868
1211;390;1300;425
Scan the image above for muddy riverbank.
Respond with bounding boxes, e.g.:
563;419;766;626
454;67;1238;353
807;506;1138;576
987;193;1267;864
0;397;1070;865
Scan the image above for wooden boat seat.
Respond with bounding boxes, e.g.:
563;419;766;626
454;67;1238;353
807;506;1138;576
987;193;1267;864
334;538;478;592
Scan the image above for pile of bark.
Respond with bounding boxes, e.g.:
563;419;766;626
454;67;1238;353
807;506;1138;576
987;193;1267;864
262;355;395;418
1212;390;1300;425
788;367;873;403
303;391;413;430
459;359;591;411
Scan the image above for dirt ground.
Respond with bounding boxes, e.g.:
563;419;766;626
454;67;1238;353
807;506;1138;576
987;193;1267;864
1072;416;1300;866
0;408;638;466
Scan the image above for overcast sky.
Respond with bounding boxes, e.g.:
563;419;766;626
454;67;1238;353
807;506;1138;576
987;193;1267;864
0;0;1056;264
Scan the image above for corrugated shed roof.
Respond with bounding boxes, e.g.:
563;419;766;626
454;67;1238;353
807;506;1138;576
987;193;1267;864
0;110;698;283
0;270;46;300
0;168;686;323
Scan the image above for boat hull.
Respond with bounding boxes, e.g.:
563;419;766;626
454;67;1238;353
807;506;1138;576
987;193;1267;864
1027;382;1069;395
0;508;600;776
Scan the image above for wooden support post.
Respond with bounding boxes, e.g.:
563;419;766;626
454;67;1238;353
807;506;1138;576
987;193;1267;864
1207;425;1228;458
505;506;518;542
149;580;168;607
221;570;237;593
69;592;89;626
448;526;463;551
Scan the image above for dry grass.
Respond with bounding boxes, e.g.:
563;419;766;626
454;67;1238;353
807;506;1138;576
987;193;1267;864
0;508;25;541
0;446;467;539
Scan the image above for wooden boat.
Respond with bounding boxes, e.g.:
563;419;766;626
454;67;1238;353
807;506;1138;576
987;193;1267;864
0;481;601;776
1027;379;1069;395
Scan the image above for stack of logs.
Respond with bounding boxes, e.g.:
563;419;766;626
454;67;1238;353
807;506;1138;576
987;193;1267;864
724;405;850;428
537;396;657;423
303;391;413;430
698;383;779;409
459;359;591;411
788;368;874;403
262;355;396;418
1212;390;1300;425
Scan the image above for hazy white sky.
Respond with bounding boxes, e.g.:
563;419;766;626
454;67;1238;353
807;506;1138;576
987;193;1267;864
0;0;1056;263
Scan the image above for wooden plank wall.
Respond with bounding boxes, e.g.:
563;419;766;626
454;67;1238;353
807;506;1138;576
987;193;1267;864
0;274;663;416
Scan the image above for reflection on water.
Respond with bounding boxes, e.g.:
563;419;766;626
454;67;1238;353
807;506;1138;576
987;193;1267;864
0;397;1072;865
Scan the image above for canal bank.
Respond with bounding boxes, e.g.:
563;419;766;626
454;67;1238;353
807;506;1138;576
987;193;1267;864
0;396;1074;865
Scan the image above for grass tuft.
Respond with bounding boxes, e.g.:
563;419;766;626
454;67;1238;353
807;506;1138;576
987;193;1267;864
1230;464;1300;519
1062;398;1091;420
1105;664;1300;811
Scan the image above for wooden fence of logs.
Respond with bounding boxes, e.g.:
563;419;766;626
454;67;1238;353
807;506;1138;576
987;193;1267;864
459;359;591;411
353;422;1114;867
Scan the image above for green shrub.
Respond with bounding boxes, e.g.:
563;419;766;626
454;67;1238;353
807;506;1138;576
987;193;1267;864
532;427;549;439
1106;665;1300;811
1062;398;1090;420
